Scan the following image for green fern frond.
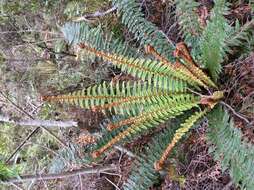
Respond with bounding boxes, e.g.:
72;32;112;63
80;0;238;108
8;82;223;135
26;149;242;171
91;95;201;157
61;22;137;57
226;19;254;54
199;0;229;81
207;106;254;190
175;0;202;44
78;43;207;88
154;108;208;170
123;123;179;190
123;109;207;190
113;0;175;62
174;43;217;89
43;81;191;115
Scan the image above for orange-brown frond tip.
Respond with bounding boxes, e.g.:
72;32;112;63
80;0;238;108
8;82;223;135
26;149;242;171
41;95;49;102
144;44;154;54
91;151;101;158
154;161;163;171
107;123;116;131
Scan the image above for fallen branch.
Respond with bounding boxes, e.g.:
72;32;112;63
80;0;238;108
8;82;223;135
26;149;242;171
0;91;68;163
74;6;117;22
0;115;78;128
5;165;117;183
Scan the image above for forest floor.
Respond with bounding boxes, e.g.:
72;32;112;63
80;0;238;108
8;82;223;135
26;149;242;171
0;0;253;190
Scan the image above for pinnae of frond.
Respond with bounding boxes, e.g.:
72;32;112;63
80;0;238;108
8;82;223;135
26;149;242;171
175;42;217;88
107;94;201;131
78;43;166;77
154;108;209;170
106;111;152;131
145;44;174;65
91;95;144;112
91;124;136;158
146;44;207;88
91;91;183;112
42;94;123;102
175;60;207;88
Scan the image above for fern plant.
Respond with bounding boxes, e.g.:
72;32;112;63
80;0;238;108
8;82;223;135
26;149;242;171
42;0;254;189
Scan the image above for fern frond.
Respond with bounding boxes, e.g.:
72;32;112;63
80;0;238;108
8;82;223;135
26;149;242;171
92;95;201;157
154;108;208;170
175;42;217;88
61;22;137;57
226;19;254;54
199;0;229;81
175;0;202;44
145;44;207;88
106;94;200;131
123;123;179;190
113;0;175;62
79;43;205;88
43;81;189;115
207;106;254;190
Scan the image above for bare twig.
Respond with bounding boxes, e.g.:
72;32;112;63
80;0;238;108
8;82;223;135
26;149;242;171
0;30;59;35
105;177;121;190
0;115;78;128
5;165;117;183
114;145;136;158
74;6;117;22
220;101;250;124
5;127;40;163
0;91;68;162
78;174;83;190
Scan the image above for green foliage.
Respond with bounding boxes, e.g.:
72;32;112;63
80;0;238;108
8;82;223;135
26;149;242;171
123;124;178;190
0;162;17;181
123;110;206;190
112;0;175;61
42;0;254;189
199;0;229;81
226;19;254;57
207;106;254;190
175;0;202;46
62;22;138;57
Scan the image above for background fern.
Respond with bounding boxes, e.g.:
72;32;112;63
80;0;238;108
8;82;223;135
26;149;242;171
175;0;202;46
207;106;254;190
62;22;138;58
123;124;178;190
112;0;175;62
199;0;229;81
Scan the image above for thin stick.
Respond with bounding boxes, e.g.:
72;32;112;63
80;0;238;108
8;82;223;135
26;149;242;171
74;6;117;22
5;127;40;163
220;101;250;124
105;177;121;190
4;165;117;183
0;92;68;162
114;145;136;158
0;115;78;128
